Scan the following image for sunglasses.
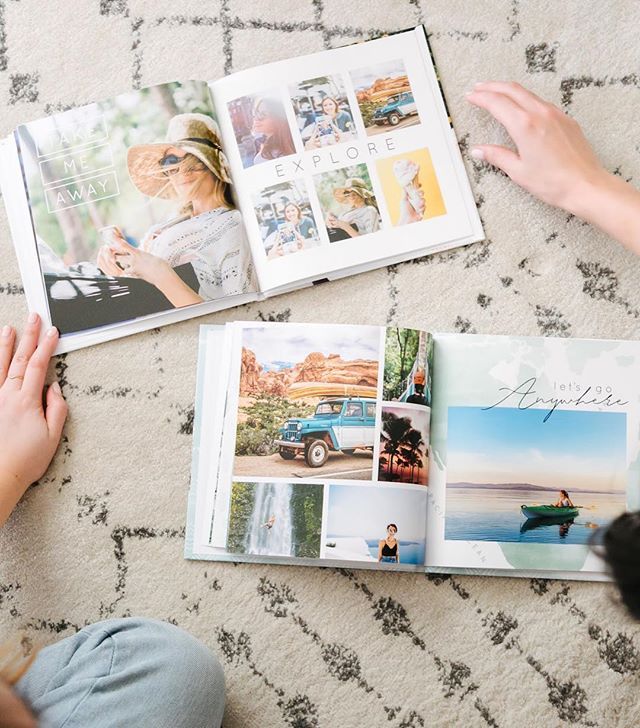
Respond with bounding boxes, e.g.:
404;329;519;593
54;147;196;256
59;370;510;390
159;153;207;176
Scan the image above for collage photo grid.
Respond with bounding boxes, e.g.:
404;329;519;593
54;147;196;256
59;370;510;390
221;324;433;567
227;59;446;262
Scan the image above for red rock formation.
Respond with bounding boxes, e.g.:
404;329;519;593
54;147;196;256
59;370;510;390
239;347;262;395
239;348;378;397
356;75;411;103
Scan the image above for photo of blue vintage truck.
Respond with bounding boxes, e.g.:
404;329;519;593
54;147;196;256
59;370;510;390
275;397;377;467
372;91;418;126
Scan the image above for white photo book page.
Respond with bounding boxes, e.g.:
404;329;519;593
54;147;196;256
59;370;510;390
426;334;640;581
0;80;259;354
210;26;483;293
186;321;433;571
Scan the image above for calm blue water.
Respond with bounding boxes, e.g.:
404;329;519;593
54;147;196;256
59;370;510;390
445;488;625;545
365;539;425;564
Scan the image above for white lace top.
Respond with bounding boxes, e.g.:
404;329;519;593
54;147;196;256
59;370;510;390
147;207;255;300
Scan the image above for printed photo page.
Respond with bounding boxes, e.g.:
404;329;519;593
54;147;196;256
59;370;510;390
3;80;258;353
425;334;640;579
187;321;434;570
209;25;483;293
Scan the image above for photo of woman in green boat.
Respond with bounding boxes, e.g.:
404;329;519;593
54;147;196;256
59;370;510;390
554;489;575;508
445;406;628;546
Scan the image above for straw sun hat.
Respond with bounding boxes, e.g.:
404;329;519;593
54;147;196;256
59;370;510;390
127;113;231;199
333;177;375;204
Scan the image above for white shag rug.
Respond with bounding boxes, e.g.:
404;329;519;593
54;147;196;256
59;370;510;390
1;1;639;726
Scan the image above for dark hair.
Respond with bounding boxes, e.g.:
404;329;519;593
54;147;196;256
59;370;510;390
386;523;398;532
592;512;640;620
560;489;569;498
253;98;295;160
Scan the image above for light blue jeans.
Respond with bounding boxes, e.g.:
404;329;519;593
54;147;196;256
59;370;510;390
15;618;224;728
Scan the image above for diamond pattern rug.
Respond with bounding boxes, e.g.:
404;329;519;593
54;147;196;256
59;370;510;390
1;2;639;726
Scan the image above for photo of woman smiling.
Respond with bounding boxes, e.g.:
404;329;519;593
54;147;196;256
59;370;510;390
98;113;254;306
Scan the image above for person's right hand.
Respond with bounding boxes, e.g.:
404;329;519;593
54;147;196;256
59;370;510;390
465;81;608;214
0;677;36;728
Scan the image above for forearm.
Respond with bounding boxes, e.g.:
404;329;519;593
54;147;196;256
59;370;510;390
153;268;204;307
566;171;640;255
342;223;360;238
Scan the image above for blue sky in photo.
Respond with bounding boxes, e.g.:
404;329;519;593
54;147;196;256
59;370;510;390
446;406;627;492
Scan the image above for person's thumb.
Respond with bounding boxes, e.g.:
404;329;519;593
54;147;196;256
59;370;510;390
45;381;68;444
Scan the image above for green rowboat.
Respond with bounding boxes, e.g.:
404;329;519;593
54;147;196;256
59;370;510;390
520;505;579;519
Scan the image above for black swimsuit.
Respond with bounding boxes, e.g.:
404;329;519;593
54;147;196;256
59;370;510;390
381;541;397;557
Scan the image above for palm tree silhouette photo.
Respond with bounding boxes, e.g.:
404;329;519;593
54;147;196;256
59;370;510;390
378;409;429;485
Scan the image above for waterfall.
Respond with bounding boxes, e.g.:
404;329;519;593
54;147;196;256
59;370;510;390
245;482;294;556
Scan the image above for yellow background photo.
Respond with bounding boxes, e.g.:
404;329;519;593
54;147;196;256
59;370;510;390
376;147;446;226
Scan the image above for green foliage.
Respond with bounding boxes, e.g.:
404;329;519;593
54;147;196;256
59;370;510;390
291;484;323;558
358;99;382;128
383;327;420;400
227;481;255;553
235;394;314;456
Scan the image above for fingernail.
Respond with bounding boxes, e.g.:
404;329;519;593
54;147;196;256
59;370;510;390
1;325;12;337
28;312;39;324
51;381;61;395
474;81;486;88
470;147;485;160
46;326;58;338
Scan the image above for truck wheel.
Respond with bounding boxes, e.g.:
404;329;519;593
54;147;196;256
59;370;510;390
305;440;329;467
279;448;297;460
388;113;400;125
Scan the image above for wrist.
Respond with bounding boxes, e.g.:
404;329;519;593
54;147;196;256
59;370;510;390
0;469;26;492
562;167;615;221
147;259;173;288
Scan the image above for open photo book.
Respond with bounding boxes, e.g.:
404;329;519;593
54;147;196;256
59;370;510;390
186;321;640;582
0;25;482;353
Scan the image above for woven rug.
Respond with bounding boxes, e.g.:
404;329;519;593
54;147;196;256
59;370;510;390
1;1;640;726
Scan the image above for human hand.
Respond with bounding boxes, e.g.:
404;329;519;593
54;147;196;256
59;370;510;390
399;188;425;225
465;81;608;215
305;127;321;150
96;245;123;277
0;314;67;527
326;213;340;229
109;238;172;286
0;678;36;728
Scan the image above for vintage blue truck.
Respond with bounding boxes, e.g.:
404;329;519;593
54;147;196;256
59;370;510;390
372;91;418;126
275;397;377;467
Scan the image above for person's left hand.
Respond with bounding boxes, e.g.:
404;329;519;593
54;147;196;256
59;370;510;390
0;314;67;527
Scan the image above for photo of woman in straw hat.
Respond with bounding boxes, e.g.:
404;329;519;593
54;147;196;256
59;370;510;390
14;82;256;336
97;112;254;306
314;165;381;242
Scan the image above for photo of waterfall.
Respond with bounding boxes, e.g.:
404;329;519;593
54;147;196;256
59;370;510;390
227;481;324;558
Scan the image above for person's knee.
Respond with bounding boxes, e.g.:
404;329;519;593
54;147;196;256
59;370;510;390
101;617;225;727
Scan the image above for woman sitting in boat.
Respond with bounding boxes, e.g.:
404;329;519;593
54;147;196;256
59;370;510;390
553;489;574;508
